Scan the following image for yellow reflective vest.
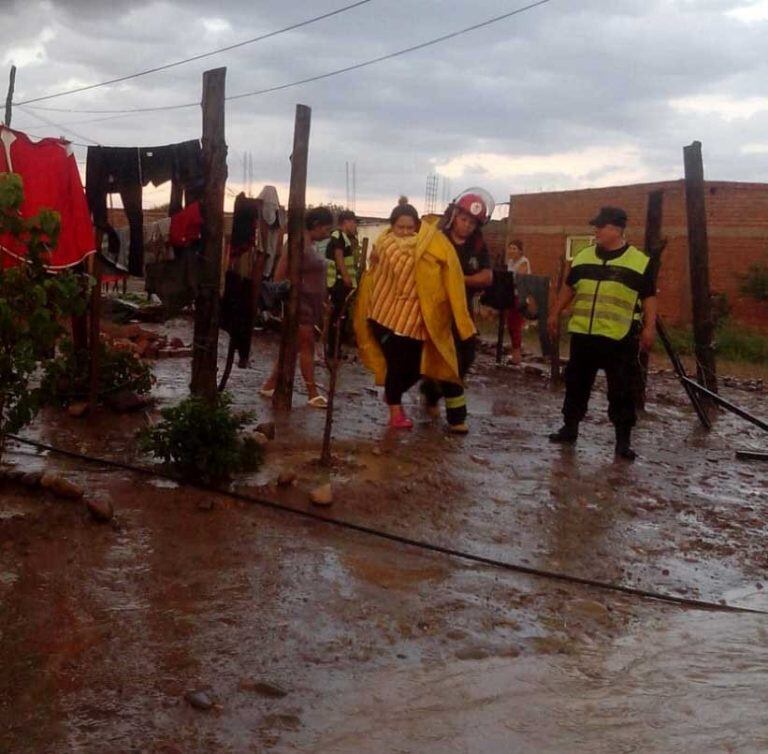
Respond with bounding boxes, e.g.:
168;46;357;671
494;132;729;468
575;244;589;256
568;244;650;341
326;230;359;288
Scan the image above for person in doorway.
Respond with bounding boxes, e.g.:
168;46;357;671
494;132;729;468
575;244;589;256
420;189;493;433
355;198;476;429
260;207;334;408
506;239;531;365
547;206;657;460
325;209;359;360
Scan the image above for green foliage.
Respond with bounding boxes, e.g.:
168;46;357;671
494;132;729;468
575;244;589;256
0;173;87;460
41;337;153;406
740;260;768;302
138;393;262;482
653;323;768;364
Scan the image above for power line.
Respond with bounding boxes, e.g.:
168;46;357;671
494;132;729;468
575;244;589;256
14;0;374;107
16;105;100;145
21;0;554;117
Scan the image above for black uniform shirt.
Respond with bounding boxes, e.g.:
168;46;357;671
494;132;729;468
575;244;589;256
449;235;491;303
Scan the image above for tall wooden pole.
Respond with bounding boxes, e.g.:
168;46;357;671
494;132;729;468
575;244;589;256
4;66;16;126
191;67;227;402
683;141;718;396
636;189;666;411
273;104;311;411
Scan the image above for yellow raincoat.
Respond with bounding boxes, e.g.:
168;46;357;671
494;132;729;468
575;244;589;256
354;218;476;385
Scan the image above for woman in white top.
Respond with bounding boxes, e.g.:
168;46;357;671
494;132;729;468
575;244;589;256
506;240;531;365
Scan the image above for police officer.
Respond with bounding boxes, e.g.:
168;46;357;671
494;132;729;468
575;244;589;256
547;206;657;461
325;209;359;358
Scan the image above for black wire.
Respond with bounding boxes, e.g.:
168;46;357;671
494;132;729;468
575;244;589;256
15;105;100;145
14;0;375;107
5;432;767;617
20;0;554;116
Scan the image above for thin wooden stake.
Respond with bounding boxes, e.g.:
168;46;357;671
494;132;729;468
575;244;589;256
4;66;16;126
191;67;227;402
273;104;311;411
683;140;718;397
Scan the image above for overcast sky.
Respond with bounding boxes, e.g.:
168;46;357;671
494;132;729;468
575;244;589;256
3;0;768;217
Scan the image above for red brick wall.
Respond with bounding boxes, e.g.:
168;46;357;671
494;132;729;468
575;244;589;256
507;180;768;331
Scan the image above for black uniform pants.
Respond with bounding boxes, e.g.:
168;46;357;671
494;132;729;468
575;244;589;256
326;280;351;359
563;332;640;429
421;335;476;426
370;321;423;406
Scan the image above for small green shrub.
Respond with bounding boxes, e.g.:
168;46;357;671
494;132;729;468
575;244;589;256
740;260;768;302
138;394;262;482
41;338;153;405
653;323;768;364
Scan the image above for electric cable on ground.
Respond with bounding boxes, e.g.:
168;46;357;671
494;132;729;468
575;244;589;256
5;433;766;617
20;0;554;116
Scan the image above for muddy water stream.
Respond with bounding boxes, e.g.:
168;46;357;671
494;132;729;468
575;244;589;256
1;322;766;752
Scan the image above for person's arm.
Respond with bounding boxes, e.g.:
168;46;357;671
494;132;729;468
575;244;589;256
640;295;657;352
465;268;493;288
547;285;575;340
335;247;353;288
273;245;289;282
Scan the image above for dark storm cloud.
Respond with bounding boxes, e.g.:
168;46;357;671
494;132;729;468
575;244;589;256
2;0;768;213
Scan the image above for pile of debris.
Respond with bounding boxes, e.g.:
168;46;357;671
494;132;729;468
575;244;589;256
101;323;191;359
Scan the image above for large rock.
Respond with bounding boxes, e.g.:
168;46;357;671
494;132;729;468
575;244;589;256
309;483;333;507
86;499;114;523
40;473;84;500
184;690;213;711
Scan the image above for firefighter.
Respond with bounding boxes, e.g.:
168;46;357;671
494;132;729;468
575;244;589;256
325;209;359;359
547;206;657;461
422;188;494;433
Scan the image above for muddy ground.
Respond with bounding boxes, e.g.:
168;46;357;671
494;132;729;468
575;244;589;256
1;316;767;753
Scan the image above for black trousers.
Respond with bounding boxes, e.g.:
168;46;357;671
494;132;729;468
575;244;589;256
370;321;423;406
563;332;640;429
326;281;352;359
421;335;476;426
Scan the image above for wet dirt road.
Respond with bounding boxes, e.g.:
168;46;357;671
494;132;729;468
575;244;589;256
1;321;767;753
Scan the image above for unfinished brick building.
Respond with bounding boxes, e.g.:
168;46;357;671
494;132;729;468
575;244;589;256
506;180;768;331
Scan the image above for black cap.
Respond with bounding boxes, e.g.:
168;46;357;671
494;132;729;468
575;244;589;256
589;206;627;228
338;210;357;223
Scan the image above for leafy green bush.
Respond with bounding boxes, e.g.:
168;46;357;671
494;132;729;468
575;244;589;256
41;337;153;406
653;323;768;364
740;260;768;302
138;394;262;482
0;173;86;461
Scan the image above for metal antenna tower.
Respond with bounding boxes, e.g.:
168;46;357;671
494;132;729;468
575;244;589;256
424;174;438;214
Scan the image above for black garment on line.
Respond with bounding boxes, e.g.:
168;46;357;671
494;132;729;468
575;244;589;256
369;320;423;406
230;193;261;249
86;140;203;276
562;331;641;429
220;271;255;364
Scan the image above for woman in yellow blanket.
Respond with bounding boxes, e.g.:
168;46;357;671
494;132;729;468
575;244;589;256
354;199;476;429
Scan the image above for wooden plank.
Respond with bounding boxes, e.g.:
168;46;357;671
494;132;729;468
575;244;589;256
683;141;718;396
4;66;16;126
273;104;311;411
190;67;227;402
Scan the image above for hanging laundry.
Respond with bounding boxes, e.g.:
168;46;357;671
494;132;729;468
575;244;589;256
256;185;285;278
0;125;95;269
168;201;202;248
86;139;202;276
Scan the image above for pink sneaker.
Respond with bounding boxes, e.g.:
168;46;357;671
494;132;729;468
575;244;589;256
389;413;414;429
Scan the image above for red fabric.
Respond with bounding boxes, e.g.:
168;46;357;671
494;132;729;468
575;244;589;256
169;201;202;248
507;300;524;350
0;126;95;269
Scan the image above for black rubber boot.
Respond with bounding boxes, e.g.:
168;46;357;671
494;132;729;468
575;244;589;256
615;425;636;461
548;423;579;444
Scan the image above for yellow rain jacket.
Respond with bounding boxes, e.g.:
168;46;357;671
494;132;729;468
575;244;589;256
354;219;476;385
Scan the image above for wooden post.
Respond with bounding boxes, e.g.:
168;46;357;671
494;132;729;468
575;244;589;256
273;104;311;411
637;189;666;410
190;67;227;402
357;237;369;282
87;250;102;409
683;141;718;396
549;255;566;384
4;66;16;126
